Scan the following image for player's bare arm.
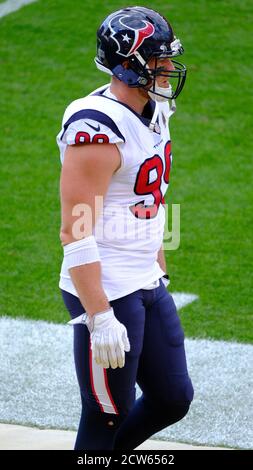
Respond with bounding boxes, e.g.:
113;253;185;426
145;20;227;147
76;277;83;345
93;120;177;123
60;143;120;315
157;244;167;272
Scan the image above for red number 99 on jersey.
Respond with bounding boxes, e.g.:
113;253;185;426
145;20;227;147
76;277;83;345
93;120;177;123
130;141;171;219
75;132;109;144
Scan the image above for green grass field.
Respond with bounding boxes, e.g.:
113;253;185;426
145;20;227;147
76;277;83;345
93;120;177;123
0;0;252;343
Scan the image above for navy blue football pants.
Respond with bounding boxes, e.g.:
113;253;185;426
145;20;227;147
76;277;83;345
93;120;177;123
61;280;194;450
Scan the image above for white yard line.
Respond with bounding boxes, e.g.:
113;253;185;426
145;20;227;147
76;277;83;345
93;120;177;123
172;292;198;310
0;0;37;18
0;313;252;449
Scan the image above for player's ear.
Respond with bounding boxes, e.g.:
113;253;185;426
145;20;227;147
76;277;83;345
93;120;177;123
122;60;130;69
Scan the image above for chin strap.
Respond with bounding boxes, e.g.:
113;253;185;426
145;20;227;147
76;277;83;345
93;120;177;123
149;101;159;132
170;99;176;112
149;97;176;132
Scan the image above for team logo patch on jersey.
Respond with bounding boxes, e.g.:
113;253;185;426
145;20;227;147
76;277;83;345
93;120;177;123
109;14;155;57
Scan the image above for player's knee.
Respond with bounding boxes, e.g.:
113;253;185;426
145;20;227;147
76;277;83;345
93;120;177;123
166;379;193;421
151;378;194;425
170;376;194;403
168;400;191;423
153;398;191;427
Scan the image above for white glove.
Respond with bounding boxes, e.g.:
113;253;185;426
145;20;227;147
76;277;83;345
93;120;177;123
68;308;130;369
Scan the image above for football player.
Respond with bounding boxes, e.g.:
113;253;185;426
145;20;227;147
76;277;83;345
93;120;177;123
57;6;194;450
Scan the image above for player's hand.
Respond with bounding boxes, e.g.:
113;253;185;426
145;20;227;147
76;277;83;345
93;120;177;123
68;308;130;369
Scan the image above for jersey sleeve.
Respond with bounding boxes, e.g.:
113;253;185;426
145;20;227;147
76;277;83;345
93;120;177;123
60;109;125;146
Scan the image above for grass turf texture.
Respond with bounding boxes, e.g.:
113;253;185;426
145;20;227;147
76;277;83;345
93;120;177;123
0;0;252;342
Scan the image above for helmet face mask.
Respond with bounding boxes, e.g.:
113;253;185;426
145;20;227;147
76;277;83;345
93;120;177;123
145;58;187;101
95;6;187;101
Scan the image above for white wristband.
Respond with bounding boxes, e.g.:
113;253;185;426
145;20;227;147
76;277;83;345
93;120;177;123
63;235;100;270
68;307;113;326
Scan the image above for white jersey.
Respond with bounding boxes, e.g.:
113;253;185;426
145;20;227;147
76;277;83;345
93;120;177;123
57;84;175;301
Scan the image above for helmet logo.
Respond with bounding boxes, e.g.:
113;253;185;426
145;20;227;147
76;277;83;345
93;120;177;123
109;14;155;57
